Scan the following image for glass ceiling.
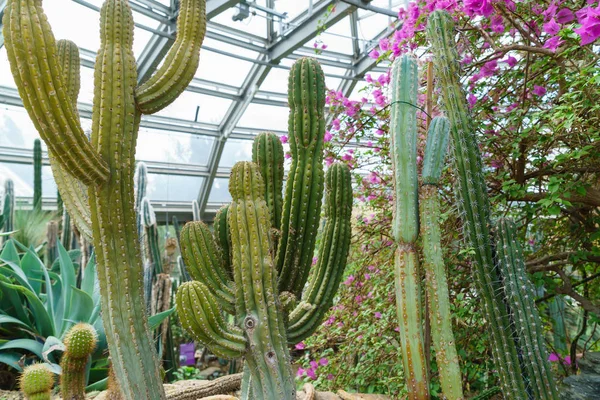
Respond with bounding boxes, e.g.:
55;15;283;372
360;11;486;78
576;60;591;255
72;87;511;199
0;0;399;220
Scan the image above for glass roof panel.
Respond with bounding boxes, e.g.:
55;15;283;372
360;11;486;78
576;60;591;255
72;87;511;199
357;12;392;40
273;0;311;21
314;20;354;55
0;106;41;149
0;48;17;89
195;48;255;88
155;91;232;124
79;67;96;105
208;178;231;204
212;7;267;38
258;67;288;94
46;1;101;52
237;104;288;131
146;174;205;202
0;163;57;199
220;139;253;168
136;128;215;166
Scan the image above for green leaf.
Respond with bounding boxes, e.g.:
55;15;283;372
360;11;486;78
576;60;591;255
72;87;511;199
42;336;65;365
149;308;175;330
64;286;94;332
56;240;75;335
0;281;54;337
0;314;32;330
0;338;44;359
0;351;23;371
86;376;108;392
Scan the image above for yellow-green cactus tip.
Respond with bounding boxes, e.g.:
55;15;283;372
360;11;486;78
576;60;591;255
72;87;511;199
19;363;55;396
64;323;98;359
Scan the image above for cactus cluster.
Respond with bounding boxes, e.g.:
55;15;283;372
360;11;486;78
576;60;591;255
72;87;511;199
19;363;55;400
427;9;558;399
60;323;98;400
3;0;207;397
390;55;462;399
175;57;352;400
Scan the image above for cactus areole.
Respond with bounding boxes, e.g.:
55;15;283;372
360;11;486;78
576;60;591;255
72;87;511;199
3;0;207;398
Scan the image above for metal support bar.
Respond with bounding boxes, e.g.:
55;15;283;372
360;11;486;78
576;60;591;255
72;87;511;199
339;0;397;17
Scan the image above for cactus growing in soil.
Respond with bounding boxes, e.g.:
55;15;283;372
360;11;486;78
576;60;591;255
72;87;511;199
19;363;55;400
60;323;98;400
33;139;42;212
3;0;207;398
176;58;352;400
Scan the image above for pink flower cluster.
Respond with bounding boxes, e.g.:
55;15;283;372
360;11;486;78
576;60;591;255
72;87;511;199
297;358;331;380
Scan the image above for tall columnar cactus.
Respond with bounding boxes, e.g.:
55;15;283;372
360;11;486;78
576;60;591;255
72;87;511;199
3;0;207;398
427;10;527;397
19;364;55;400
192;199;201;221
389;54;429;399
2;179;15;233
420;117;463;399
135;162;148;239
45;221;59;268
497;220;560;399
213;205;233;277
275;58;326;297
33;139;42;212
60;323;98;400
61;209;73;251
141;197;163;275
175;57;352;400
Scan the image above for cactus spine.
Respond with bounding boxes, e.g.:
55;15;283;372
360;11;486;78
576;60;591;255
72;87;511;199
427;10;527;397
497;220;560;399
175;58;352;400
60;323;98;400
3;0;207;397
19;363;55;400
389;54;429;399
2;179;15;233
33;139;42;212
420;117;463;399
276;58;326;298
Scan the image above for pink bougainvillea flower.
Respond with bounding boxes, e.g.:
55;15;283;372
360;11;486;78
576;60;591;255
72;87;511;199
575;5;600;45
297;367;306;377
343;275;355;286
379;37;390;52
369;49;380;59
295;342;305;350
285;152;291;159
321;43;328;50
324;131;333;142
319;358;329;366
467;93;477;108
374;312;382;319
543;18;560;35
306;368;316;380
463;0;494;17
502;55;518;68
533;85;547;96
556;8;575;24
544;35;563;51
280;135;288;144
327;374;334;381
490;14;504;33
310;360;318;369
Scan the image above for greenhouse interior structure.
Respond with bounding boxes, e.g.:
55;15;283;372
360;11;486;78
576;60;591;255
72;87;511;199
0;0;598;399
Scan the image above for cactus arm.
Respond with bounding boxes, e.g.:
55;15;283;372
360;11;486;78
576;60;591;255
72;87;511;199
88;1;165;398
141;197;164;274
176;281;246;359
427;10;527;397
286;163;352;343
419;116;464;400
50;39;93;241
276;58;326;298
389;54;429;400
3;180;15;233
135;162;148;239
213;205;233;278
60;323;98;400
229;162;295;400
497;219;560;400
252;132;284;239
33;139;42;212
135;0;206;114
180;221;235;313
2;0;109;185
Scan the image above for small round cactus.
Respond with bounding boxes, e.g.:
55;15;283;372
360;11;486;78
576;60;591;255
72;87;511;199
63;322;98;358
19;363;55;400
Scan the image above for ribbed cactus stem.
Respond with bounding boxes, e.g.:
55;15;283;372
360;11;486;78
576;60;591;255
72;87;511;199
60;323;98;400
19;364;55;400
135;162;148;239
497;219;560;400
61;209;73;251
252;132;284;244
33;139;43;212
287;163;352;343
191;200;201;221
45;221;58;268
229;162;295;399
420;116;463;400
213;205;233;278
3;179;15;233
141;197;163;274
427;10;527;397
389;54;429;400
276;57;326;298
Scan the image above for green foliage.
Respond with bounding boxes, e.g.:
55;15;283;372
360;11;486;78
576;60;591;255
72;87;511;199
12;210;54;250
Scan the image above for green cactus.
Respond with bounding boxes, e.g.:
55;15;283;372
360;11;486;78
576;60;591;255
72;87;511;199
275;57;326;298
2;179;15;233
3;0;207;398
135;162;148;239
141;197;163;275
57;190;63;216
33;139;42;212
472;387;501;400
172;216;191;282
420;117;463;399
427;9;528;397
45;221;59;268
497;219;560;399
213;205;233;278
389;54;429;399
252;132;284;242
60;323;98;400
192;199;201;221
19;363;55;400
61;209;73;251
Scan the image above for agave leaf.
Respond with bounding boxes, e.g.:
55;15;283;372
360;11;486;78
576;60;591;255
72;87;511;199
0;281;54;337
0;314;32;330
0;351;23;371
42;335;65;365
0;338;44;359
0;275;30;325
64;286;94;333
149;307;175;330
56;240;75;335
